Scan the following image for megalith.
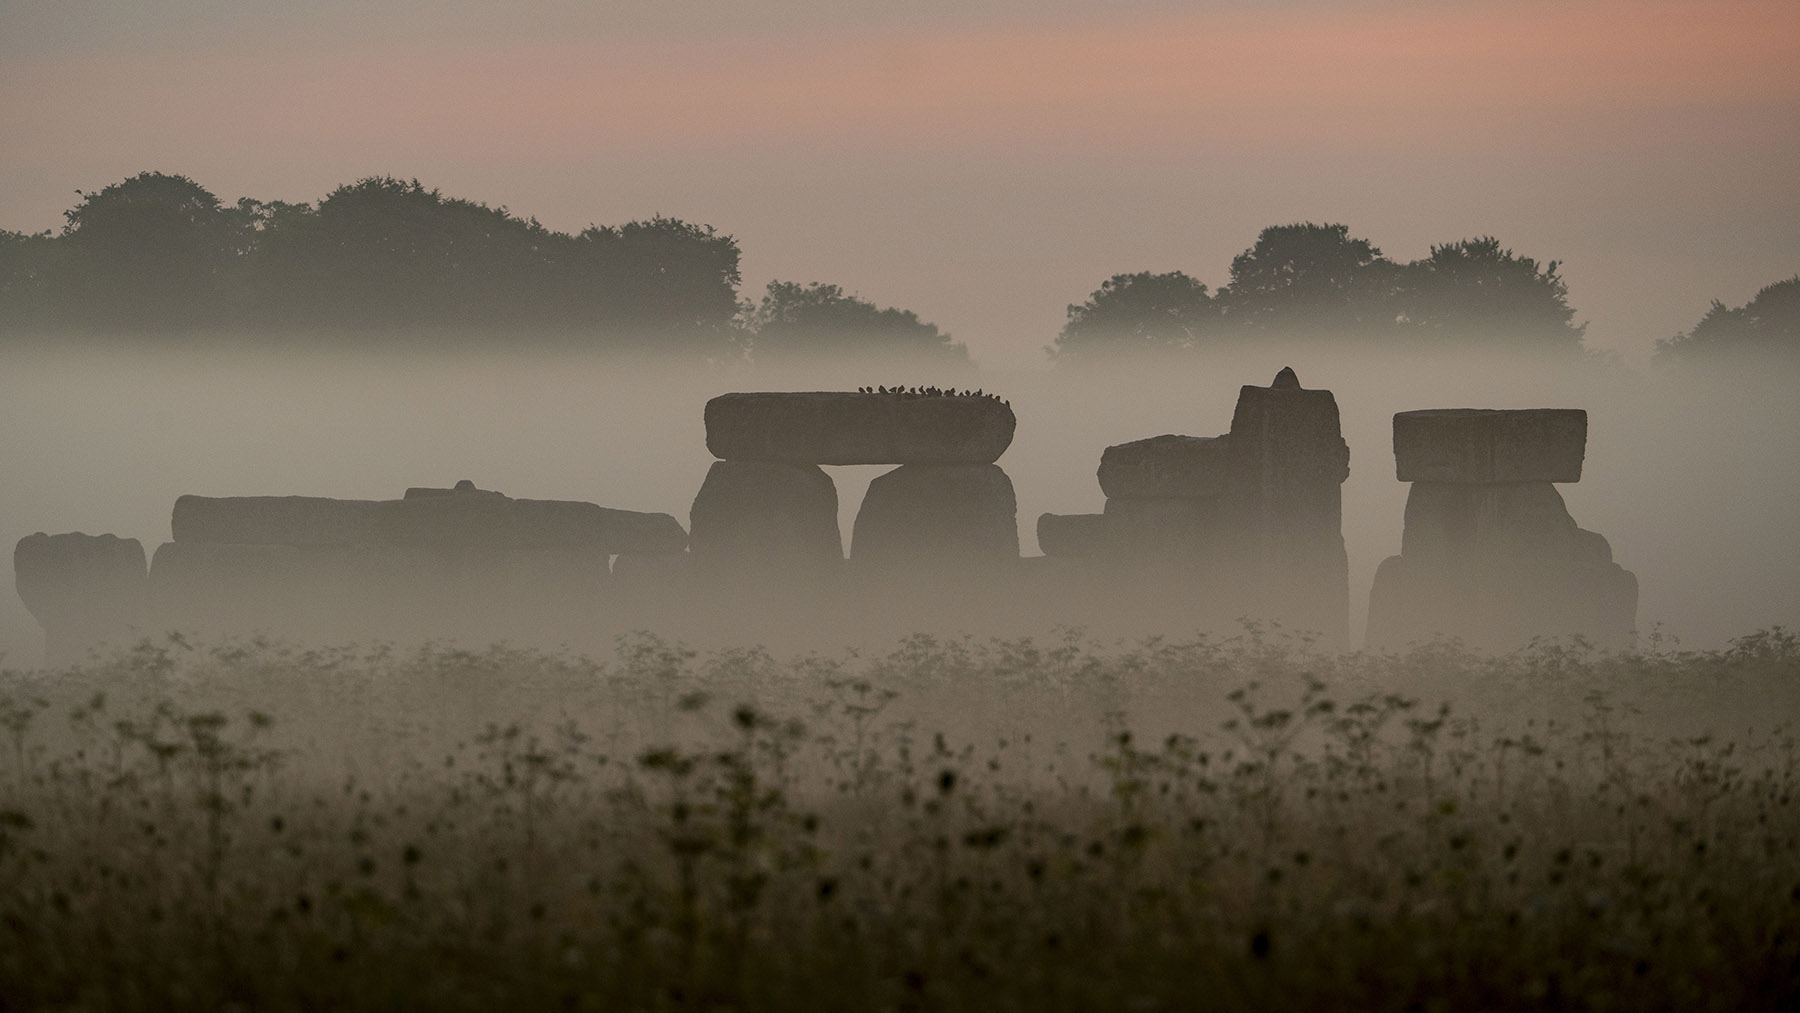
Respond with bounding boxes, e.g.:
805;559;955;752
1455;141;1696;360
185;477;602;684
1035;512;1109;559
704;391;1015;465
688;461;842;576
1366;409;1638;650
1030;367;1350;644
14;532;149;665
851;463;1018;572
143;481;683;644
697;389;1026;588
1094;434;1232;561
1222;367;1352;644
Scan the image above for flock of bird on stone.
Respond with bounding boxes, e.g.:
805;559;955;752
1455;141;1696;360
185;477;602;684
856;385;1007;404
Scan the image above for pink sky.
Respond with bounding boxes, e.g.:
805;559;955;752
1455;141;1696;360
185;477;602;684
2;0;1796;366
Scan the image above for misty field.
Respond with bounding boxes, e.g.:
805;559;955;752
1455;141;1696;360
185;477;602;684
2;625;1797;1011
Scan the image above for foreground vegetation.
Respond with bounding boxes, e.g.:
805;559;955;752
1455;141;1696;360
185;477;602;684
2;625;1797;1010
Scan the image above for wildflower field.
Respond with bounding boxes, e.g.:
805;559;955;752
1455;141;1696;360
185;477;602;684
2;625;1797;1011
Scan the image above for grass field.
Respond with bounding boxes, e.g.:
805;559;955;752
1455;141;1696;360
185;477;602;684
3;624;1797;1010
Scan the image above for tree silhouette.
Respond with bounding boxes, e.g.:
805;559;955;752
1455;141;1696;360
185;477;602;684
245;178;743;352
574;216;743;350
1392;237;1584;351
1215;223;1396;337
1049;271;1218;362
746;280;967;364
1050;225;1595;364
255;177;560;331
1655;276;1800;362
0;228;59;329
56;172;253;330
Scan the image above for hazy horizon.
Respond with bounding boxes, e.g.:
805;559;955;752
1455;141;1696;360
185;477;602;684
4;0;1798;369
3;341;1795;666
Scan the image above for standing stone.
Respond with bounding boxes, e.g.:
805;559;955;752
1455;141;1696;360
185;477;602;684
1223;367;1351;645
689;461;841;575
1036;513;1110;558
14;533;149;665
1367;555;1638;652
1367;408;1636;651
851;464;1019;570
1399;482;1612;564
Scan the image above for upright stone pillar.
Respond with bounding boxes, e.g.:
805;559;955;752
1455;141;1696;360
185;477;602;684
700;389;1022;581
1223;367;1351;646
1366;409;1638;650
15;532;149;666
851;463;1018;574
1096;434;1231;563
688;461;842;578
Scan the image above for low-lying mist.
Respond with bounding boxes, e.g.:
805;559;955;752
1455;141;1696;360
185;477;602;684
2;336;1795;663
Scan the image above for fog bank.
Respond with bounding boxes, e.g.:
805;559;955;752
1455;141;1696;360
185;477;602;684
3;340;1794;664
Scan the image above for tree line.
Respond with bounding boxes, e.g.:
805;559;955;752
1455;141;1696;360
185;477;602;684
1653;276;1798;363
0;171;962;362
1052;225;1796;364
1;171;1788;363
1050;223;1587;361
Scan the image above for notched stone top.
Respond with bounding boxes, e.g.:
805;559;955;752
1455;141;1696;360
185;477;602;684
1393;408;1587;484
704;391;1016;465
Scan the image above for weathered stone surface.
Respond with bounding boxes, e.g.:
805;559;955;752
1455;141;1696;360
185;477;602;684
173;495;382;546
1401;482;1605;563
1365;553;1638;651
149;541;310;629
149;541;471;634
371;496;686;552
1227;374;1351;492
403;479;483;499
1102;497;1221;559
1393;409;1586;484
704;392;1015;465
460;546;612;601
175;490;686;553
688;461;842;573
15;532;148;622
15;533;149;664
1036;513;1110;558
851;464;1019;567
1224;368;1351;646
152;540;303;594
1097;435;1231;500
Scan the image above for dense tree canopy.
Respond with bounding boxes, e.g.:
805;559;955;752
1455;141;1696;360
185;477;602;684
745;281;967;364
1051;223;1590;362
1215;223;1394;336
1051;271;1217;362
1392;237;1584;348
1;172;747;356
11;175;1744;367
0;227;58;328
1655;276;1800;362
56;172;256;329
